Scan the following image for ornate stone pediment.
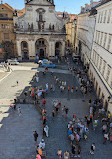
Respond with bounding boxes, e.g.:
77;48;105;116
25;0;54;5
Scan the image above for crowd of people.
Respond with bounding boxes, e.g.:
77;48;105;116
12;56;112;159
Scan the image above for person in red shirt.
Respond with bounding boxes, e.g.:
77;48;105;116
42;99;46;106
68;86;70;92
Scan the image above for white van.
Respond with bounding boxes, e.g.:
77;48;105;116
7;59;19;65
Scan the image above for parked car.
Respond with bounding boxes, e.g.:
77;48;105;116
7;58;19;65
39;59;56;68
72;54;80;62
38;59;48;65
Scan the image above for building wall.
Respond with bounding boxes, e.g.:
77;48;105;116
14;1;65;32
90;1;112;112
76;13;90;64
16;34;65;60
0;4;17;60
14;0;66;60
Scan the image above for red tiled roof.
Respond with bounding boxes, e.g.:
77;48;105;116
4;3;15;11
17;8;25;17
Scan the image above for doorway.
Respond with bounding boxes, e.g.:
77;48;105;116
40;49;44;59
23;51;28;60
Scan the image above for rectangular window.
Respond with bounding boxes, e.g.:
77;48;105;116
106;66;111;82
100;12;103;23
107;35;112;51
102;61;106;76
97;54;99;65
1;24;5;28
95;31;98;43
99;58;102;72
103;10;107;23
98;13;100;23
100;32;103;45
4;33;9;40
107;9;111;23
0;13;8;18
103;33;107;48
97;32;100;44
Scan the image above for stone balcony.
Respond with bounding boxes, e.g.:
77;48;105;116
14;28;66;35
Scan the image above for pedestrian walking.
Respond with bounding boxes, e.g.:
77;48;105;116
103;132;109;144
65;107;69;116
44;125;49;137
13;104;16;110
75;86;78;92
52;109;55;117
71;86;74;93
57;149;62;158
77;145;81;158
42;98;46;106
90;143;95;155
68;86;70;93
16;81;18;85
46;83;48;92
64;151;70;159
33;130;38;144
39;139;45;150
71;144;76;157
36;154;41;159
18;107;22;116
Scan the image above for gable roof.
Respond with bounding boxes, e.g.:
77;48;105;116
17;8;25;17
3;3;15;12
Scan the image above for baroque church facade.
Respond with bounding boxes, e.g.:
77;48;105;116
13;0;66;60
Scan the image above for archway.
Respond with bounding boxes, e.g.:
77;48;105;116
35;38;49;60
55;41;62;57
21;41;29;60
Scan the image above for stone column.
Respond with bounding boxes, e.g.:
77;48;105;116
61;41;65;57
16;40;22;60
29;40;35;60
49;41;55;59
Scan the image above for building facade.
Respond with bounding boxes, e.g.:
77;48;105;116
0;3;17;60
75;1;100;66
13;0;66;60
66;14;77;51
89;0;112;112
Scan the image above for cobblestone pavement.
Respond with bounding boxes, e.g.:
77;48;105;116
29;62;112;159
0;104;42;159
0;59;112;159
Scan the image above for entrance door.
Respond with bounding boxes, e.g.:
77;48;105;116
40;49;44;59
23;51;28;60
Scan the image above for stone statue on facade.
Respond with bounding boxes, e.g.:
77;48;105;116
31;23;34;32
49;23;51;30
28;23;30;31
52;24;54;30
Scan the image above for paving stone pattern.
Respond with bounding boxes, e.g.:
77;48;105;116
0;59;112;159
0;104;42;159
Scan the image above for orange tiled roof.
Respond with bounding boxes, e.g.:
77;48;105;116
4;3;15;11
17;8;25;17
